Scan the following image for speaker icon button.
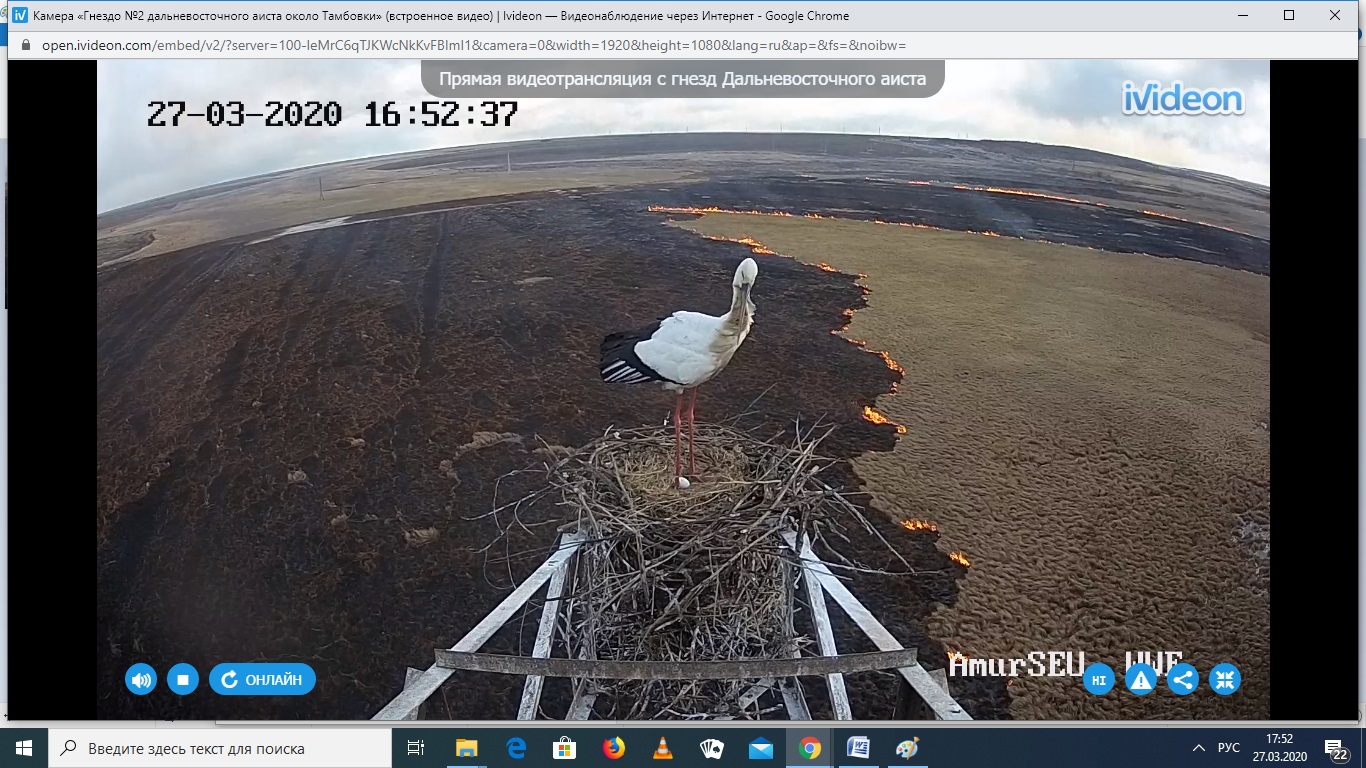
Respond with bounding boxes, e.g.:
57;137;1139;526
125;663;158;695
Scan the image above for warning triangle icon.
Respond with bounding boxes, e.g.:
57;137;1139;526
1132;671;1152;691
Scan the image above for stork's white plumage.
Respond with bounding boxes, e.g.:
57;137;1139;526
600;257;759;486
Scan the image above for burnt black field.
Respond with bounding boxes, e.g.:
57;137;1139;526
97;134;1267;720
640;176;1270;274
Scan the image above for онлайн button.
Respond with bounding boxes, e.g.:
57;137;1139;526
209;662;316;695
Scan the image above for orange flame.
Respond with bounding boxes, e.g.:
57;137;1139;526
948;182;1107;208
874;180;1258;238
698;233;777;256
947;649;969;663
949;551;972;568
649;205;794;217
901;519;939;533
829;310;905;392
1139;208;1251;235
650;203;1096;249
814;262;839;273
876;351;905;376
863;405;907;434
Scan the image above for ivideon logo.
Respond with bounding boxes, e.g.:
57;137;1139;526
1122;80;1245;116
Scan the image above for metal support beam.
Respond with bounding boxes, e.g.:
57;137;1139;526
566;690;597;720
799;551;853;720
373;533;584;720
784;531;973;721
778;674;812;720
435;648;918;678
516;547;573;720
399;668;427;720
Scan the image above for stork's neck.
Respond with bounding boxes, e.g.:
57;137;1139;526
721;284;754;336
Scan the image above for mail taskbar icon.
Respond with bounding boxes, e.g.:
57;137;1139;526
749;739;774;760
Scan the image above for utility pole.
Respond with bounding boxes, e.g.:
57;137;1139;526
318;177;324;201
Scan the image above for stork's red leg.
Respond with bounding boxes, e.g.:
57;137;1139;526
687;388;699;477
673;390;684;486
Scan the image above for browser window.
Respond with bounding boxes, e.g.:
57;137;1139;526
3;0;1356;765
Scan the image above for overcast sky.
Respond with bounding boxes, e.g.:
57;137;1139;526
97;59;1270;213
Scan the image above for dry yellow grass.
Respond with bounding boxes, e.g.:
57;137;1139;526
675;213;1270;719
98;167;690;264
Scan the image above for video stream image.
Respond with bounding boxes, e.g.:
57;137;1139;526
96;60;1270;720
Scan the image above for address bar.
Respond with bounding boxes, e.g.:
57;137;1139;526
30;33;911;56
12;31;1348;59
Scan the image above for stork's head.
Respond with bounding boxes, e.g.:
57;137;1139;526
733;258;759;289
729;257;758;323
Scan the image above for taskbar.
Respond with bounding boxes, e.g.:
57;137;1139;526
0;725;1359;768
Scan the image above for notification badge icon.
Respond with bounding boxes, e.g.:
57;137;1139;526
604;738;626;760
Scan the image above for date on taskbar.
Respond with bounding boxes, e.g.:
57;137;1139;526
147;100;519;128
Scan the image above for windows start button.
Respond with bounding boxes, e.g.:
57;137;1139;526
208;662;316;695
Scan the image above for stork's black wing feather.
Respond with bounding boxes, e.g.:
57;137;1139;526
599;318;679;385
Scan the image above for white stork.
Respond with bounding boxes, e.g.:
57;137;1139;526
599;257;759;486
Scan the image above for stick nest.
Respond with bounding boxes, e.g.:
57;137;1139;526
512;421;910;719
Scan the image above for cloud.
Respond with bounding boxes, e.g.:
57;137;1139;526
97;59;1271;212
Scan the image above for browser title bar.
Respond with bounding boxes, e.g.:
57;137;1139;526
5;2;1357;32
